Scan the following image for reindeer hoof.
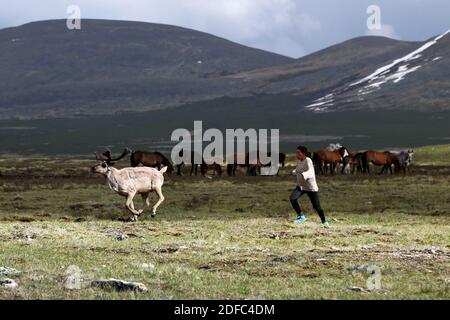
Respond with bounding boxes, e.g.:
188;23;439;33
151;213;156;218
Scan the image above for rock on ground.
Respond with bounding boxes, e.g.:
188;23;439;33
90;279;148;293
0;278;18;289
0;267;21;276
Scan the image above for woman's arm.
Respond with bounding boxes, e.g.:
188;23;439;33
301;158;315;180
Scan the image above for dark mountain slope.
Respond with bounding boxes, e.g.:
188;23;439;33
0;19;292;118
229;36;421;96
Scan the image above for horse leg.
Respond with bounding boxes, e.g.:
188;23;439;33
319;161;324;175
330;163;336;175
227;164;232;177
201;163;208;177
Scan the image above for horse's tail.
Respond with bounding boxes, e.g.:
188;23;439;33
130;151;140;167
312;152;318;165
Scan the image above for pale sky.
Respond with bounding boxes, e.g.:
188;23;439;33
0;0;449;58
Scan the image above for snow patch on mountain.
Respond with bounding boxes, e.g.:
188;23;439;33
304;29;449;112
350;30;449;87
305;94;334;112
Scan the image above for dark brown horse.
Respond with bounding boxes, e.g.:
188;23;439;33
260;152;286;176
313;147;349;175
362;151;400;174
227;152;260;176
201;163;223;177
227;150;285;176
130;150;174;174
175;151;222;177
279;153;286;168
344;152;364;174
188;159;223;177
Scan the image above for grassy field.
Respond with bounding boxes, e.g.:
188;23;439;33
0;146;449;300
413;144;450;166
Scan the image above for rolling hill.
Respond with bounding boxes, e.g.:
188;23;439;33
0;19;292;119
0;19;449;120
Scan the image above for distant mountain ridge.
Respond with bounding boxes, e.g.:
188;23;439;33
303;30;450;112
0;19;292;119
0;19;449;119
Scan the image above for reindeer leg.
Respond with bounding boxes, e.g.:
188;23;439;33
151;187;165;218
140;192;150;213
125;192;140;222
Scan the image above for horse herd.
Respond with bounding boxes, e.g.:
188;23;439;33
94;145;414;178
312;145;414;175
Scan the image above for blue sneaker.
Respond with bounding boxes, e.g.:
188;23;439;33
322;220;330;228
294;215;307;224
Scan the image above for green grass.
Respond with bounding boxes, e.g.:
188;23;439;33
0;158;449;300
414;144;450;166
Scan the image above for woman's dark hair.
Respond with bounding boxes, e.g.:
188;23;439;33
296;146;309;154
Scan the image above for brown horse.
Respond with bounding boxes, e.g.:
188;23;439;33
175;150;222;177
362;151;400;174
313;147;349;175
201;163;223;177
188;159;223;177
130;150;174;174
227;152;260;176
344;152;364;174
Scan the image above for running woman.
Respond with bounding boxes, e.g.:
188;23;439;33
290;146;329;227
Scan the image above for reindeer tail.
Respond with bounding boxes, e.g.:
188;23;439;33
160;166;168;174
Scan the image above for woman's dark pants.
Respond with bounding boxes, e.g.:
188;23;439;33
290;186;327;223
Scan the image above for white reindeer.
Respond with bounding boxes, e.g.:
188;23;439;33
91;162;166;221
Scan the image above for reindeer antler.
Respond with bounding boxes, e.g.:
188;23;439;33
109;148;131;162
95;151;110;162
95;148;130;165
